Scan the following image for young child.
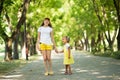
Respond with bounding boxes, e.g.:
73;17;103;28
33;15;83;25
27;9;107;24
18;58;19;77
57;36;74;75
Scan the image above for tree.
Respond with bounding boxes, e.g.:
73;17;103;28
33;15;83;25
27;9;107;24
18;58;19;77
0;0;30;60
113;0;120;50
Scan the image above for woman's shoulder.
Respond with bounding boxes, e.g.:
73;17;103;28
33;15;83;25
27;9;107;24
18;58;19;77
38;26;43;29
48;26;53;31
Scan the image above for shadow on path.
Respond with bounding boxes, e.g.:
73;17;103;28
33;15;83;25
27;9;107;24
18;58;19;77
0;51;120;80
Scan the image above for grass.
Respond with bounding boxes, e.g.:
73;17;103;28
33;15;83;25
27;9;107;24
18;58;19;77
93;51;120;59
0;44;41;76
0;54;40;76
0;60;26;75
0;46;40;76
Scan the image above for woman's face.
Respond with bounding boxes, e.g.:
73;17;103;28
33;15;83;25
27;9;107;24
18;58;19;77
44;19;50;26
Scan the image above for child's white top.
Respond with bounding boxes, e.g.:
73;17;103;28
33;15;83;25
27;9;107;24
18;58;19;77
38;26;53;45
64;43;70;50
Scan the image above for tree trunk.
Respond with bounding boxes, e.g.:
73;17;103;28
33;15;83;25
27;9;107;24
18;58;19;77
117;28;120;50
84;37;89;51
29;38;36;55
91;36;95;52
0;0;4;15
1;0;30;61
12;0;30;39
113;0;120;50
13;34;19;59
4;38;13;61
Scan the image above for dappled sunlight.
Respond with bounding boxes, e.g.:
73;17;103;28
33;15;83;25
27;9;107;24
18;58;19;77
75;68;89;73
110;61;120;65
101;61;109;65
91;71;100;75
1;51;120;80
1;74;23;79
59;69;65;74
0;53;4;57
84;55;93;58
76;69;88;73
75;68;100;74
97;75;113;79
74;68;120;79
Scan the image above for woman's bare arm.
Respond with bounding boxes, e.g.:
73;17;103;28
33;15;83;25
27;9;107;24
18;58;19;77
37;32;40;50
50;31;58;53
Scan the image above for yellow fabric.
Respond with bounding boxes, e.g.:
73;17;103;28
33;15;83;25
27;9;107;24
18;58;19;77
40;43;52;50
63;46;74;65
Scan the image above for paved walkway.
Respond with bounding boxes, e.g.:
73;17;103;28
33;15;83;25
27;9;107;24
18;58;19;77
0;51;120;80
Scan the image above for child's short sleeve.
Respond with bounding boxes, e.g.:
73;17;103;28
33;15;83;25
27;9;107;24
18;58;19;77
65;43;70;49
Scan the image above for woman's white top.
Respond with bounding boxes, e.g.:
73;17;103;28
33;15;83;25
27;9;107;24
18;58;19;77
38;26;53;45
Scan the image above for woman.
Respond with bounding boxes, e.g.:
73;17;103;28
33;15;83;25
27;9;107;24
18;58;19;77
37;18;57;76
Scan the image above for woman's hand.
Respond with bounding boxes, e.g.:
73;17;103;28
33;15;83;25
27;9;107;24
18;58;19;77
36;43;41;51
54;47;58;53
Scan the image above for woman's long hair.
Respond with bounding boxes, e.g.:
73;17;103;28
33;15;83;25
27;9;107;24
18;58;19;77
41;18;52;28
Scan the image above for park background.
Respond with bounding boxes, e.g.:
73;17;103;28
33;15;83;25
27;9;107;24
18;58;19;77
0;0;120;76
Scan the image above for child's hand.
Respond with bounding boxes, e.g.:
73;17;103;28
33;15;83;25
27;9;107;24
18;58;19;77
55;48;58;53
55;50;59;53
68;56;70;59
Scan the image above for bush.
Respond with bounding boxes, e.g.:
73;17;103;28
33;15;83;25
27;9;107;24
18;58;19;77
92;51;120;59
111;51;120;59
93;51;111;57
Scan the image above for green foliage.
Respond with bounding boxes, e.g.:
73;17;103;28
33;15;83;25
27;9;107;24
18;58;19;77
0;0;120;59
0;61;21;73
93;51;111;57
111;51;120;59
0;37;4;44
0;60;26;74
3;0;14;7
93;51;120;59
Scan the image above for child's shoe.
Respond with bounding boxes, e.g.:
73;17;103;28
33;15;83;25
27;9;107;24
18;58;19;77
64;72;68;75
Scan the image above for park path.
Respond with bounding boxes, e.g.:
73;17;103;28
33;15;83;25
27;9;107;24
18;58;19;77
0;50;120;80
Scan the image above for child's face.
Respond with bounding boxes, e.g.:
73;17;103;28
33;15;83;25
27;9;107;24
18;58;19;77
44;19;50;26
62;37;67;44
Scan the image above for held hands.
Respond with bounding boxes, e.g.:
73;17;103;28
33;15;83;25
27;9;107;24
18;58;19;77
54;47;63;53
54;46;58;53
55;48;58;53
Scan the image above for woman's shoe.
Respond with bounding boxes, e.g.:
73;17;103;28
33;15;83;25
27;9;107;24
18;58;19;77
49;71;54;75
44;72;49;76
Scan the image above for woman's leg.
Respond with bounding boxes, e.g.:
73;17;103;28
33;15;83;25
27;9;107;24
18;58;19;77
46;50;53;72
41;50;48;73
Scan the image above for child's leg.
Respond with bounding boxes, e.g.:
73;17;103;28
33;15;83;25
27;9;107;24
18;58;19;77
64;65;68;75
68;65;72;74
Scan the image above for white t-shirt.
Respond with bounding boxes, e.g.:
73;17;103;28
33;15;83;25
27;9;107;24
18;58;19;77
38;26;53;45
64;43;70;50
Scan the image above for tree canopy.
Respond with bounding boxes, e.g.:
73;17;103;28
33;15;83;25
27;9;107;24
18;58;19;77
0;0;120;60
